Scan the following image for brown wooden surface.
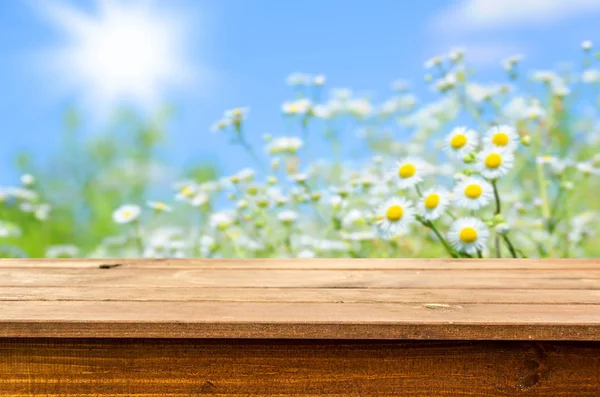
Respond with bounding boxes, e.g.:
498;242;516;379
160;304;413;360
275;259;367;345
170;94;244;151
1;259;600;340
2;338;600;396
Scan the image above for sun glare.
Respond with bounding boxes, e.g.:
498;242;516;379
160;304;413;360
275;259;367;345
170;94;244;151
40;0;193;112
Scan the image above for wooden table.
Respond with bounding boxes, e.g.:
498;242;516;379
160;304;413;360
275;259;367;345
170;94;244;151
1;259;599;396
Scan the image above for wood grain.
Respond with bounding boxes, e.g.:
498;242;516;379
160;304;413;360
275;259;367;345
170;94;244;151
1;259;600;340
3;286;600;304
3;259;600;396
3;268;600;289
2;339;600;396
1;258;599;269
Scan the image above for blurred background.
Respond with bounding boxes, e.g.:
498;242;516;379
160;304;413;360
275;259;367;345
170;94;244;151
1;0;599;258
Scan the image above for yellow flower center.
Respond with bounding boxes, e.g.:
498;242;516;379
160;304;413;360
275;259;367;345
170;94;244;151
181;186;193;197
398;164;416;179
155;202;165;210
464;184;483;199
450;134;467;149
424;193;440;209
492;132;509;146
459;227;478;243
485;153;503;169
123;211;132;218
385;205;404;221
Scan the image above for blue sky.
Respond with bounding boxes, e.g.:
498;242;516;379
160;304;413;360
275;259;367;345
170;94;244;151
1;0;599;183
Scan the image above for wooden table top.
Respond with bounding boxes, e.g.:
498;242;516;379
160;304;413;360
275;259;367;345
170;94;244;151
1;259;600;340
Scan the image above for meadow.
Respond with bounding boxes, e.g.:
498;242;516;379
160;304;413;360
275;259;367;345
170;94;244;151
1;45;599;258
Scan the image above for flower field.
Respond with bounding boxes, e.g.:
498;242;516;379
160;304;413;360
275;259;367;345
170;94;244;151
2;45;600;258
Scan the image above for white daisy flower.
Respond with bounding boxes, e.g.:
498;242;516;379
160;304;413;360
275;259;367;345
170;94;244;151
266;137;304;155
46;244;79;258
113;205;141;224
20;174;35;186
191;193;210;207
147;201;172;212
175;184;197;201
477;148;514;179
278;210;299;225
342;209;366;229
444;127;478;158
452;176;494;210
298;249;316;258
448;217;490;255
374;197;416;239
210;212;234;230
576;161;600;176
391;157;431;189
282;98;312;116
313;74;326;86
417;187;450;221
484;125;519;151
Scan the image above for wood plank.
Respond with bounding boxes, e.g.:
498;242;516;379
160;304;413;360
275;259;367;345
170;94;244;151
2;286;600;304
1;339;600;396
1;301;600;339
3;268;600;289
1;258;598;270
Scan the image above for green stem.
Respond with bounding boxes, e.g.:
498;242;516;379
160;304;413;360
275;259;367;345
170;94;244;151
235;129;265;171
495;235;502;258
415;185;423;197
502;234;518;258
133;221;144;256
536;161;551;221
491;180;501;215
301;118;311;161
226;232;244;258
423;219;458;258
491;180;502;258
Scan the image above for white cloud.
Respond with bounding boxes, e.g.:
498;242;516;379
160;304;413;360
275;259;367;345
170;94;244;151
432;0;600;33
425;0;600;67
35;0;198;114
460;43;523;66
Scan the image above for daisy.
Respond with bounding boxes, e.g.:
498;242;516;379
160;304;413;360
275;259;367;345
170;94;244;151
266;137;304;155
210;212;234;230
477;148;514;179
175;184;197;201
444;127;478;158
448;217;490;255
374;197;416;239
191;193;210;207
113;205;141;224
313;74;326;86
20;174;35;186
484;125;519;151
147;201;172;212
278;210;299;225
391;157;430;189
576;161;600;176
282;99;312;116
453;176;494;210
417;187;450;221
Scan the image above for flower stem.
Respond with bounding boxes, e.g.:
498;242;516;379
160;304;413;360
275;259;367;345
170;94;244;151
133;221;144;256
536;161;551;222
235;128;265;171
422;218;458;258
490;180;502;258
502;234;518;258
491;180;501;215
